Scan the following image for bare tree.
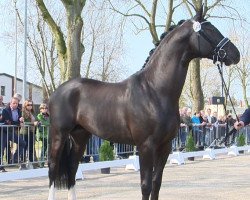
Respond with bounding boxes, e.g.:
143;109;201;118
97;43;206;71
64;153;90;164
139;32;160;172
108;0;182;46
232;29;250;108
12;1;62;101
82;1;126;82
35;0;85;82
108;0;241;112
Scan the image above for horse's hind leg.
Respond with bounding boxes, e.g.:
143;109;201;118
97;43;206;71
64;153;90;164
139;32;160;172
67;127;90;200
48;125;68;200
150;141;172;200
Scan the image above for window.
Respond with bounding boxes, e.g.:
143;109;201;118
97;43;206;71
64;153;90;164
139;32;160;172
1;86;5;96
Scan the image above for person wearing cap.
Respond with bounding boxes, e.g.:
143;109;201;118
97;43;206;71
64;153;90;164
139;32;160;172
37;103;50;167
234;108;250;130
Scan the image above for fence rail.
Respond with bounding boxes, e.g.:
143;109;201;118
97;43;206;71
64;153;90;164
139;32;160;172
0;124;250;169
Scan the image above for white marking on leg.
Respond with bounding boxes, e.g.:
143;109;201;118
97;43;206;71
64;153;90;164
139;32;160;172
48;184;56;200
68;186;77;200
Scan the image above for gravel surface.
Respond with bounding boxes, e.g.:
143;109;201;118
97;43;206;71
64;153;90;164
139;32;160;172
1;154;250;200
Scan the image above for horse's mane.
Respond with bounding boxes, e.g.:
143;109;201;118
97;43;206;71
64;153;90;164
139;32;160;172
141;20;185;69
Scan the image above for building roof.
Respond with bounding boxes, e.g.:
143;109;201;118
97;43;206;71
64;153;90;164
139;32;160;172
0;73;42;89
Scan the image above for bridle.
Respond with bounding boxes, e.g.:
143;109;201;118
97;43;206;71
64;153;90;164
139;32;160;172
192;20;239;146
193;20;230;64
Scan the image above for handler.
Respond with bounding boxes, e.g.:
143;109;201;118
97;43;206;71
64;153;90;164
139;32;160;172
234;108;250;130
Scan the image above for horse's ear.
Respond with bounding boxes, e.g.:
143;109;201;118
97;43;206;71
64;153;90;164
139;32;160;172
193;6;204;21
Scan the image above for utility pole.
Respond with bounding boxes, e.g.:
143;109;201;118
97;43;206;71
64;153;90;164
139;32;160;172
22;0;28;101
13;0;18;95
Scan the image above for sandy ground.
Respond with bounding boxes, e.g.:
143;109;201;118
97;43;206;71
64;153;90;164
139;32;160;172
0;154;250;200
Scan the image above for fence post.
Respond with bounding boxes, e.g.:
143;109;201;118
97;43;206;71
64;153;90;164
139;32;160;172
125;155;140;171
228;145;239;156
203;148;215;160
169;152;185;165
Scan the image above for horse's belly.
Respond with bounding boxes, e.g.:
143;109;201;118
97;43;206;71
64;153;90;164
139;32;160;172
95;129;135;145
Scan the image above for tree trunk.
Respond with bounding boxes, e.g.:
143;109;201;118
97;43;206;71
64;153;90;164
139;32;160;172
36;0;85;83
243;85;249;108
190;59;204;112
65;2;85;81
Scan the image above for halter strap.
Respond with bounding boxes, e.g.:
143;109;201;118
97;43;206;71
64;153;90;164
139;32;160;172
194;20;230;64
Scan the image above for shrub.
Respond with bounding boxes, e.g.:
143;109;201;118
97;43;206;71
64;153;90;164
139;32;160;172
185;133;196;152
237;133;245;147
99;140;114;161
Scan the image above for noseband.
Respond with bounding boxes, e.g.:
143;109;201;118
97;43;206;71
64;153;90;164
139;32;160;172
193;21;230;64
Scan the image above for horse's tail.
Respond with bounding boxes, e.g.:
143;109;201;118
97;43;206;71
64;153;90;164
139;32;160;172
53;136;74;190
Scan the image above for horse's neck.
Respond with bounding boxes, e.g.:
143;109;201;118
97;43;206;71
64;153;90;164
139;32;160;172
142;38;191;100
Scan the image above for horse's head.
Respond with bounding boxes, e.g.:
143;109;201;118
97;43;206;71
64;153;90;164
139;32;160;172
188;10;240;66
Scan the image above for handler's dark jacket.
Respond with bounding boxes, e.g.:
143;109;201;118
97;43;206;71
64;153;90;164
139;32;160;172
240;108;250;126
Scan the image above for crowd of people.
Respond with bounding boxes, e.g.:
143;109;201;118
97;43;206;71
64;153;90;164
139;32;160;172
0;93;249;173
175;107;250;151
0;94;50;173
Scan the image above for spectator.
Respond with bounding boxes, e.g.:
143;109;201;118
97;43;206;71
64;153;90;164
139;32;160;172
226;114;237;145
7;93;22;163
205;108;214;145
0;96;5;171
191;111;202;146
0;97;26;172
217;115;226;140
199;110;205;123
201;115;208;146
37;103;50;168
227;114;236;127
0;95;5;107
13;93;22;107
180;107;191;148
172;108;183;151
0;95;5;121
20;100;39;169
0;96;12;164
211;111;218;124
185;108;193;132
0;95;5;117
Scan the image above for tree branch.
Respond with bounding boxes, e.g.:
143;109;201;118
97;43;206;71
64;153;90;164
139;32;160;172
35;0;66;56
108;0;150;26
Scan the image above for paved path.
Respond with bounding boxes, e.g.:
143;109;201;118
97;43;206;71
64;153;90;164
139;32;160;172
1;154;250;200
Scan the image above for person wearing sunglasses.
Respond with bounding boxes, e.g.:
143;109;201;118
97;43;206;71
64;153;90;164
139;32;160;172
19;100;39;170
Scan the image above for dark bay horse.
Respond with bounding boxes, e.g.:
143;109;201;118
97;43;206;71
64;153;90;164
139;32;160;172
48;10;240;200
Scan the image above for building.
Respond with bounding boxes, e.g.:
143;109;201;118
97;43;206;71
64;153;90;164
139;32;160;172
0;73;43;104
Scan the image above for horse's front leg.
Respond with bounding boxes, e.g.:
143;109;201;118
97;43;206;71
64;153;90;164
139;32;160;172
150;141;172;200
138;144;154;200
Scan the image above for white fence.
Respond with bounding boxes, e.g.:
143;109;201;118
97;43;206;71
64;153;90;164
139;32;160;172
1;124;250;182
1;145;250;182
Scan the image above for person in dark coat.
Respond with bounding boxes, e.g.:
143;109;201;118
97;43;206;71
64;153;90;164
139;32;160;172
234;108;250;129
0;97;26;172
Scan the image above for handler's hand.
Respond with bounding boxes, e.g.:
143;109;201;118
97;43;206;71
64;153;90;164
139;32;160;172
234;121;244;130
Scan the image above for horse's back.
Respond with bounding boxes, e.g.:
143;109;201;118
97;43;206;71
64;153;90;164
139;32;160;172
49;78;136;143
